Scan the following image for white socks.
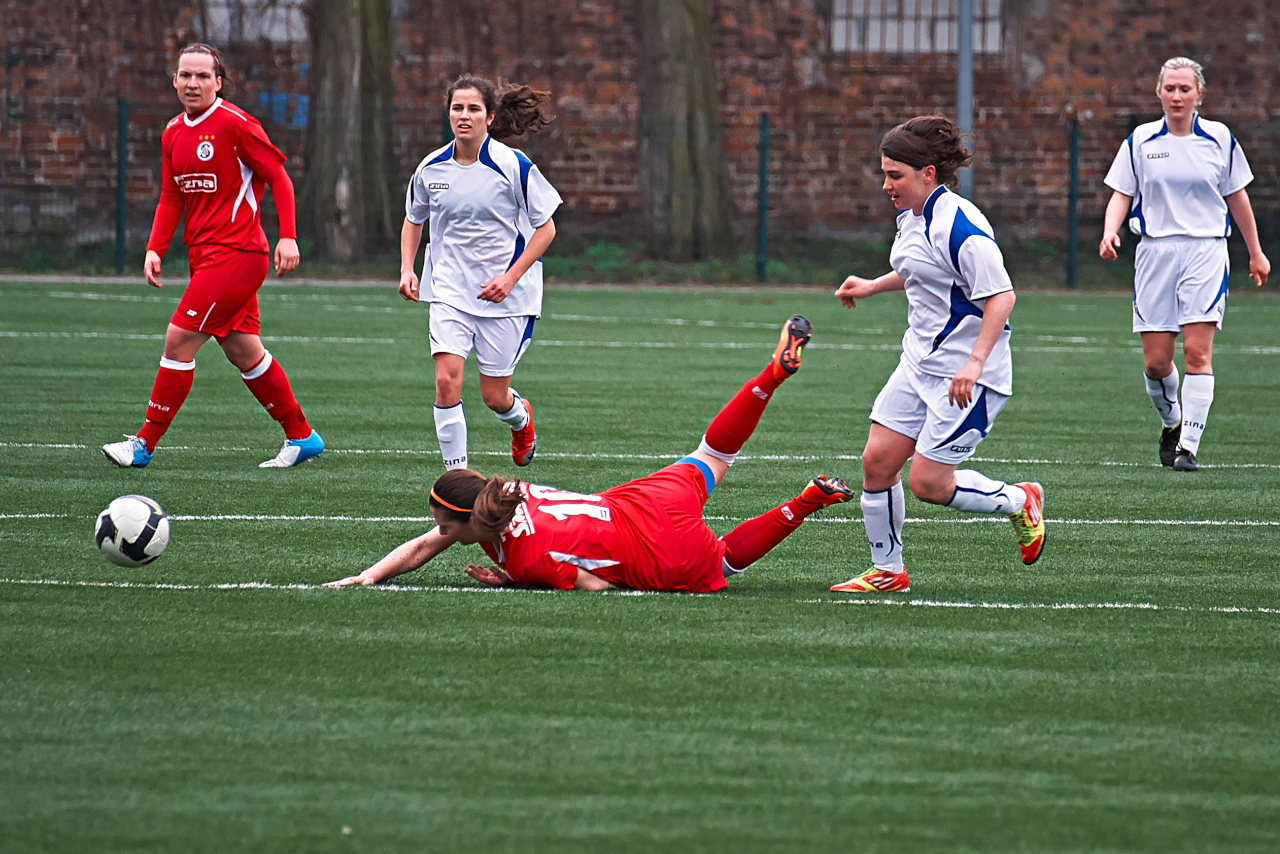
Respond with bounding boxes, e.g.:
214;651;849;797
1145;367;1215;454
1180;373;1215;454
433;401;468;470
947;470;1027;515
861;483;905;572
1145;366;1181;428
494;390;531;431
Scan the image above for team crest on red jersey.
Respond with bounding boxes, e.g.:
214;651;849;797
197;140;215;161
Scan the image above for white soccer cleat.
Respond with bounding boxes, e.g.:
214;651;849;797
259;430;325;468
102;435;154;468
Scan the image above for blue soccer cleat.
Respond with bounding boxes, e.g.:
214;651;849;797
260;429;325;468
102;435;154;468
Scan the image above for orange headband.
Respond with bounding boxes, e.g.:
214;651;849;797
430;489;473;514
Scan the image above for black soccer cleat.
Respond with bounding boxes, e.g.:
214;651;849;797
1173;447;1199;472
1159;425;1181;467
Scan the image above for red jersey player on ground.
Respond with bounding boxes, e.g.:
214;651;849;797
102;43;323;470
327;316;854;592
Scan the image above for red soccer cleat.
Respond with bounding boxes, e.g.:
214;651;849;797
1009;482;1045;565
511;396;537;467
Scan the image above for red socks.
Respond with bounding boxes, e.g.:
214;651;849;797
721;493;825;571
704;364;783;456
137;359;195;452
242;352;312;440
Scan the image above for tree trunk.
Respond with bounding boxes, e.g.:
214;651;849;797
635;0;736;261
302;0;396;263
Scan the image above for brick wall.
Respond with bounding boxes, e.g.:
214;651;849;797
3;0;1278;256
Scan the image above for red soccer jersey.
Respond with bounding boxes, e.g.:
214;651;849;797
147;98;296;256
478;468;729;593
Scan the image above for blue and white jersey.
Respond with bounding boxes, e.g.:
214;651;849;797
405;135;562;318
1104;114;1253;240
890;186;1014;396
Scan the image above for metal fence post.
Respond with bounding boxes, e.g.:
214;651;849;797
756;113;769;283
115;98;129;275
1067;117;1080;289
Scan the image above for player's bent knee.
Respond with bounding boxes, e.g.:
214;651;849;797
907;474;952;505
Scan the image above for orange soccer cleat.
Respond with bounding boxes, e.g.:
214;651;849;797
830;567;911;593
1009;481;1045;565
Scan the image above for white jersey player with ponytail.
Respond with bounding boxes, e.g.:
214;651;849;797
1101;56;1270;472
830;115;1045;594
400;74;562;473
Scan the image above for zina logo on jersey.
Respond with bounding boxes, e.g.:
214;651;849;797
197;141;215;161
176;173;218;193
428;182;449;190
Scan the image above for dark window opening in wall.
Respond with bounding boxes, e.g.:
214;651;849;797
195;0;308;45
831;0;1002;55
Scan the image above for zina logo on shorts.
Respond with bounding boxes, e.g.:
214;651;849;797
428;182;449;190
197;141;215;161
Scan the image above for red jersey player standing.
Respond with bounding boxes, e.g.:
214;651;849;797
102;43;323;470
327;316;855;593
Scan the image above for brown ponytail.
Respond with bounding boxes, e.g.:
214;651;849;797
446;74;555;140
428;468;525;539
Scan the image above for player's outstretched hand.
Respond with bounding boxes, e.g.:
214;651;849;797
465;564;512;587
143;250;164;288
1099;232;1121;261
275;237;300;277
835;275;876;308
324;572;377;588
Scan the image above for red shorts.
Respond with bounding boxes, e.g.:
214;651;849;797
171;245;269;340
598;463;728;593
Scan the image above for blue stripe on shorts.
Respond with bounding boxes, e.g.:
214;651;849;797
674;457;716;493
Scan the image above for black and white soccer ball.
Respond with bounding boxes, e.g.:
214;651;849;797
95;495;170;567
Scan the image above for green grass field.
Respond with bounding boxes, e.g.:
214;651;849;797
2;278;1279;852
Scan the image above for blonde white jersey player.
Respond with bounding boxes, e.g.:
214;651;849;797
1101;56;1270;472
830;115;1045;594
400;75;562;471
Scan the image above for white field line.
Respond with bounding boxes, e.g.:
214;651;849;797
0;331;396;345
7;328;1277;356
4;512;1276;527
5;441;1280;470
5;291;1269;353
0;577;1273;614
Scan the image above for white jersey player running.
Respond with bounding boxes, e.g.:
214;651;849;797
400;74;563;472
830;115;1045;594
1101;56;1270;472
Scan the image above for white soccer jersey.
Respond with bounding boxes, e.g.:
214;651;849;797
1104;114;1253;239
405;136;562;318
890;186;1014;396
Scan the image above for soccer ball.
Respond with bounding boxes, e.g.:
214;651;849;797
95;495;170;567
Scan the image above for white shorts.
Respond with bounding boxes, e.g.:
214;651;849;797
428;302;536;377
870;362;1010;466
1133;236;1229;333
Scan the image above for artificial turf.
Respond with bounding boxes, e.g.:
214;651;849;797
2;279;1278;852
